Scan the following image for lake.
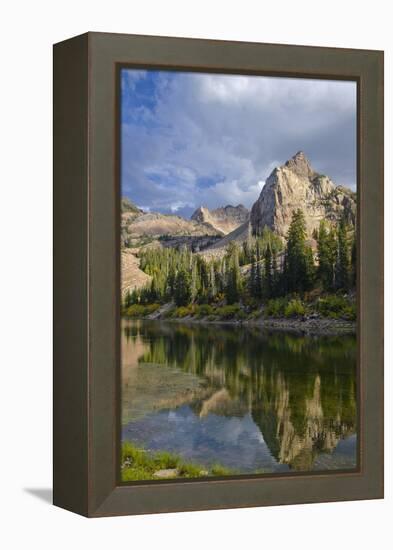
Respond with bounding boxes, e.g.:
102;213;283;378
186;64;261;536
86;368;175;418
121;320;357;475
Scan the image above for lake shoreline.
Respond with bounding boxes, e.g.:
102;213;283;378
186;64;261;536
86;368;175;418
160;317;355;336
177;317;355;336
123;311;355;336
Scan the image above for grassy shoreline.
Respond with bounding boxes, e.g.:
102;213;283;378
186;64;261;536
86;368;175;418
121;294;356;336
121;442;234;481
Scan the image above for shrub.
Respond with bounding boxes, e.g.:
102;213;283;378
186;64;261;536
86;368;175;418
124;304;143;317
174;305;192;318
284;299;306;318
215;304;241;319
124;303;160;318
195;304;213;317
248;309;262;320
265;298;287;317
317;295;356;320
342;303;356;321
144;303;160;315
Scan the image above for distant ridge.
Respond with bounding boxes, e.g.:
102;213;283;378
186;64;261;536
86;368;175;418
121;197;143;214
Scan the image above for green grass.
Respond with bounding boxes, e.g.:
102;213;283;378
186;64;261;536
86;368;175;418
177;463;207;478
210;464;235;476
121;442;235;481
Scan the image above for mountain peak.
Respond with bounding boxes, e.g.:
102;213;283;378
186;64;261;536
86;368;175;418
250;153;356;239
284;151;315;178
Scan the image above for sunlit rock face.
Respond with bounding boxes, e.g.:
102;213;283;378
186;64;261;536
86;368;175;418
191;204;249;235
250;151;356;239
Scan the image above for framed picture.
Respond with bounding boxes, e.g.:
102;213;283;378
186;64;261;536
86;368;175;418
53;32;384;517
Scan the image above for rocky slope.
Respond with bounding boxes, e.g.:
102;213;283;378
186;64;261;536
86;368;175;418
121;199;221;248
250;151;356;239
126;212;220;238
191;204;249;235
121;249;152;296
200;221;251;259
121;197;143;215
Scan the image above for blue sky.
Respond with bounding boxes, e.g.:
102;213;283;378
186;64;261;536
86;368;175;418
121;69;356;218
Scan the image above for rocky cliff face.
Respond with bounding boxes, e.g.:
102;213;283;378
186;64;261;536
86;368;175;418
191;204;249;235
250;151;356;238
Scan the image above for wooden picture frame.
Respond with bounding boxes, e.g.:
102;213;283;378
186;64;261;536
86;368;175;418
53;32;384;517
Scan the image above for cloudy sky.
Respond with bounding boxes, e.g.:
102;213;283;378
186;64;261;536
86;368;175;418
121;69;357;219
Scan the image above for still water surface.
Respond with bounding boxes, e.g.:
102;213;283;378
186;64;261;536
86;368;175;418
122;320;357;474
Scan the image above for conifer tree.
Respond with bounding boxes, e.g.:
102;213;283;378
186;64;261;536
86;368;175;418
191;261;198;301
123;290;132;308
255;261;263;299
221;258;227;290
271;250;279;297
351;238;357;288
284;209;314;292
263;245;272;298
336;218;350;290
249;254;257;298
225;251;242;304
131;289;139;304
304;245;315;290
209;262;217;300
317;220;338;291
327;229;338;289
149;275;160;303
174;269;192;306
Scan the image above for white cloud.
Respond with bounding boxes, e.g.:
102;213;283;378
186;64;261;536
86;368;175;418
121;69;147;91
121;71;357;214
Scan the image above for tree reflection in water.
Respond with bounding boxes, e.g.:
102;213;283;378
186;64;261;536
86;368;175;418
122;320;357;473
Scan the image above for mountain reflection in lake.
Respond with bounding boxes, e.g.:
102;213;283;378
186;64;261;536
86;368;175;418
121;320;357;474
